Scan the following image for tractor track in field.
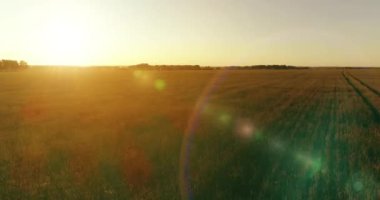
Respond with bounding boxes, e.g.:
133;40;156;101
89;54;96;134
346;72;380;97
342;71;380;123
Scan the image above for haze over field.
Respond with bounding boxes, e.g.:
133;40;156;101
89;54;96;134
1;0;380;66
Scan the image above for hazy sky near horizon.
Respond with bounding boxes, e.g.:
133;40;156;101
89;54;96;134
1;0;379;66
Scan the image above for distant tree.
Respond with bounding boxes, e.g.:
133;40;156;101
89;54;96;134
1;60;19;69
19;60;28;69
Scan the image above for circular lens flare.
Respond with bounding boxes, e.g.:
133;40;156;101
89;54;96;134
235;118;256;140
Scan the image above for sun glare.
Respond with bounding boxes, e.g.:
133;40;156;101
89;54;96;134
40;15;93;66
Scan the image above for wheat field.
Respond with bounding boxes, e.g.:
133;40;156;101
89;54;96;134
0;68;379;199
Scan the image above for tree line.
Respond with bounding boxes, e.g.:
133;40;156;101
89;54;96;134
0;60;28;70
127;63;308;70
128;63;201;70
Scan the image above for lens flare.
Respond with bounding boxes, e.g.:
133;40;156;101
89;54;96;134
354;181;364;192
155;79;166;91
133;70;143;78
295;153;322;178
179;70;228;200
345;172;378;196
219;113;232;124
235;119;256;140
142;74;150;81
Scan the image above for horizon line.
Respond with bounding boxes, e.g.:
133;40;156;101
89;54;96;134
30;64;380;68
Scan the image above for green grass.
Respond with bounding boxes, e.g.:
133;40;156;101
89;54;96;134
0;68;379;199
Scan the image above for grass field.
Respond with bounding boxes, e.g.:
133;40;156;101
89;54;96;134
0;68;379;199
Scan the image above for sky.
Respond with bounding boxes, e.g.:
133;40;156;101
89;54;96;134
1;0;379;66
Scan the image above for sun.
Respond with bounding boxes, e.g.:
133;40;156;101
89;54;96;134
41;16;93;66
